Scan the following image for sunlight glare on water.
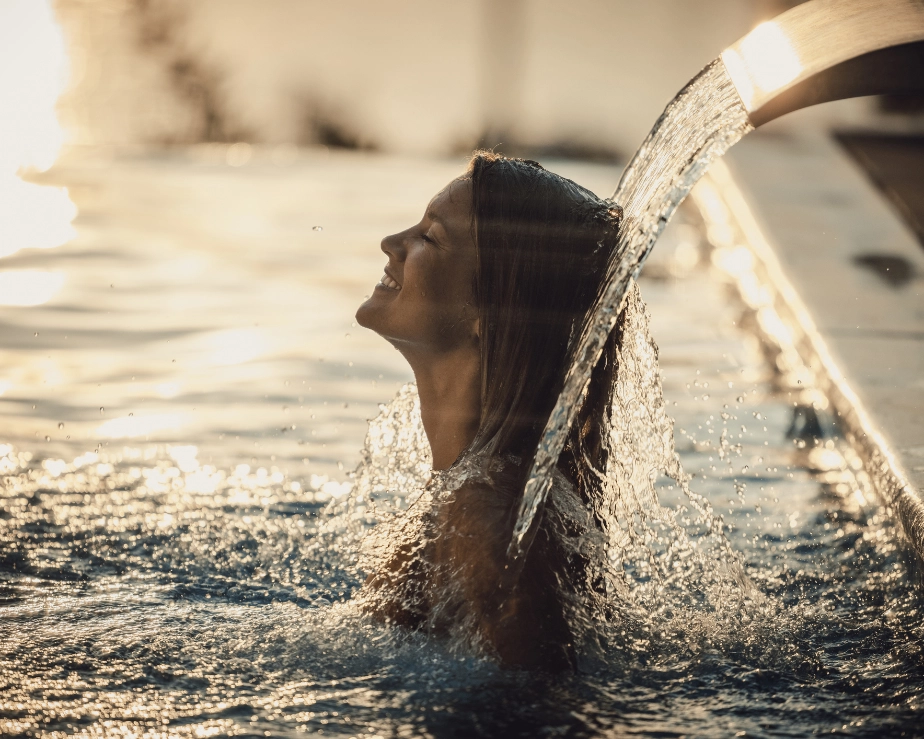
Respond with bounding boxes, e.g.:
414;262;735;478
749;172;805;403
0;0;77;259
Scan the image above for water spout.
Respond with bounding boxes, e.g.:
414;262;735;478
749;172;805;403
509;0;924;572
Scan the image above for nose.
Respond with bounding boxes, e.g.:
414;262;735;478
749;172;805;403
380;230;408;260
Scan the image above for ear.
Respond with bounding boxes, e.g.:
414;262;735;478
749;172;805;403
464;300;481;341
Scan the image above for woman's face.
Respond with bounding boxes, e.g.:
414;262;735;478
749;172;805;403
356;177;478;354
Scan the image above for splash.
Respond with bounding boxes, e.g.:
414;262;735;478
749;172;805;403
352;286;766;666
0;0;77;260
511;59;754;562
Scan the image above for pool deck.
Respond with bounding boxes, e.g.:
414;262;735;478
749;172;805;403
706;132;924;563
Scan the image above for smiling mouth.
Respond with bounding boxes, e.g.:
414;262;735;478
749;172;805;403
377;273;401;291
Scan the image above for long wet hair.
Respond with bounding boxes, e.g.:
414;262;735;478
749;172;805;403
464;151;625;501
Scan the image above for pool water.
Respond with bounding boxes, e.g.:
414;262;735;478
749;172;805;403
1;149;921;738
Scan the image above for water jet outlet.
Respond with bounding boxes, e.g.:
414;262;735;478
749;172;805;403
721;0;924;127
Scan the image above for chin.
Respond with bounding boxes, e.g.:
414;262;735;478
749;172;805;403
355;300;375;330
355;292;389;332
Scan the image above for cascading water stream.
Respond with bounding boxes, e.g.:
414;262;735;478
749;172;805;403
509;59;754;562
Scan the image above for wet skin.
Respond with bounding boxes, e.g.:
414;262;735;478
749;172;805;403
356;176;482;472
355;176;479;359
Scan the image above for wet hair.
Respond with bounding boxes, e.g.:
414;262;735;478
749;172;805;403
464;151;624;483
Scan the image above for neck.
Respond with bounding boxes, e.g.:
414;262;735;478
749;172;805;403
402;344;481;470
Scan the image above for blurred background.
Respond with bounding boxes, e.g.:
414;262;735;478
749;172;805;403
1;0;918;480
52;0;881;156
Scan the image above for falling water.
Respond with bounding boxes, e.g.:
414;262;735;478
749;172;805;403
511;59;754;560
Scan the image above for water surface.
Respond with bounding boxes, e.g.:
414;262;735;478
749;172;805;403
1;150;921;738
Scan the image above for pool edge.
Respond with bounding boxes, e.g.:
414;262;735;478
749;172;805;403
693;140;924;566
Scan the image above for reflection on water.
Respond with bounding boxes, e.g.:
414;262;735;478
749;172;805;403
1;151;922;737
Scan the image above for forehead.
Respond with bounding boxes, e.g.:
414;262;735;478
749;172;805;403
427;177;472;238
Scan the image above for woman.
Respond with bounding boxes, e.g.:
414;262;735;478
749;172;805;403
355;151;626;671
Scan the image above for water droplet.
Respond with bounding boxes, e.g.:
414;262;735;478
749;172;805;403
99;407;105;414
129;412;134;417
44;436;50;442
58;422;64;429
312;226;323;232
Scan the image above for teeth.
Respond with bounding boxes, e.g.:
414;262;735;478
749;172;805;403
378;273;400;290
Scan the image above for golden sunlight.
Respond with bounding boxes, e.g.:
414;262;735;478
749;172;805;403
721;21;802;112
0;0;77;260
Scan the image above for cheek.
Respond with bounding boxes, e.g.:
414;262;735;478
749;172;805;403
357;248;476;348
408;251;473;308
403;255;476;341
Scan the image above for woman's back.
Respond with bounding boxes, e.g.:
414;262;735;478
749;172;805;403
362;453;605;671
